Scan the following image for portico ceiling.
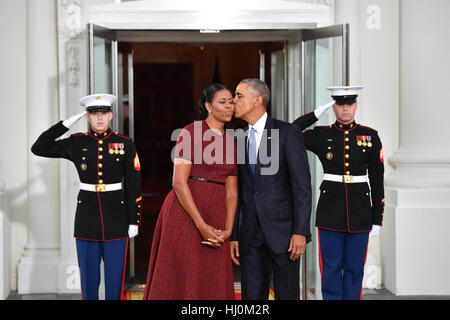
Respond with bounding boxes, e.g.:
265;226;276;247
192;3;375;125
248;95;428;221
88;0;331;30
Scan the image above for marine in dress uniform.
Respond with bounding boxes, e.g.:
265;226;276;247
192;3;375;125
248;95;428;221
31;94;142;300
293;86;384;300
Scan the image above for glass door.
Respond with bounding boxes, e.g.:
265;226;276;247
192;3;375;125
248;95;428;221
88;24;136;281
301;24;349;300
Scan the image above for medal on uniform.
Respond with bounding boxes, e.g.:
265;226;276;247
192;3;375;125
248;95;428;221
81;163;88;171
356;136;362;146
367;136;372;147
362;136;367;147
326;152;333;160
108;143;116;154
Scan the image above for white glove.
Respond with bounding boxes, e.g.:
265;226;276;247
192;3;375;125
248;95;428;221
369;225;381;238
128;224;139;238
62;111;87;129
313;100;335;119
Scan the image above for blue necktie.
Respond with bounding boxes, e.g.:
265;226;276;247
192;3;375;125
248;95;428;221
248;127;257;174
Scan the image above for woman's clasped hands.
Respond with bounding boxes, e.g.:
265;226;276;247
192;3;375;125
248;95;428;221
198;223;230;249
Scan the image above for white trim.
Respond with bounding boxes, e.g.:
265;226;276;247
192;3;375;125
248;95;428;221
88;0;331;30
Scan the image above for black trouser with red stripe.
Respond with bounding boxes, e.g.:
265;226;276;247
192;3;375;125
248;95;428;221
76;238;128;300
318;228;370;300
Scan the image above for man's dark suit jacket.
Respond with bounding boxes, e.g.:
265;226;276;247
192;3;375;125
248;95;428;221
231;115;312;255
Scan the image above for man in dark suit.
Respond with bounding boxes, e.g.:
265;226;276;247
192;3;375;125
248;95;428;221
230;79;312;300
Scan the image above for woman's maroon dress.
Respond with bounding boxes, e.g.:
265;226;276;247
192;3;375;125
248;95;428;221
144;120;237;300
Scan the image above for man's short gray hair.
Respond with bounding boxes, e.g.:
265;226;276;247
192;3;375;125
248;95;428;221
239;78;271;107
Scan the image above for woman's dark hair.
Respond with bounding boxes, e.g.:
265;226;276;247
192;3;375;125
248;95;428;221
198;83;227;119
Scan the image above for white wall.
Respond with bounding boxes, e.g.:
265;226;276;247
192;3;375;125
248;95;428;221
0;0;29;293
382;0;450;295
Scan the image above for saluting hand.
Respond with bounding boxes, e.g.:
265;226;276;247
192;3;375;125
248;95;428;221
62;111;88;129
314;100;336;119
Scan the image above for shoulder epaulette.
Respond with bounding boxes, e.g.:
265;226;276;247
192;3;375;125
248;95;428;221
359;125;378;132
113;132;132;140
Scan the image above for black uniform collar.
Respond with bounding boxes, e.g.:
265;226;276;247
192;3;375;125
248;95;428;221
334;120;357;131
89;127;113;140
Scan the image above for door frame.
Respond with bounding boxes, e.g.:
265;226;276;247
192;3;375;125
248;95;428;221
87;23;349;297
300;23;350;300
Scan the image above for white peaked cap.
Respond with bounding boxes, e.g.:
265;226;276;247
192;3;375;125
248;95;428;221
327;86;363;96
80;94;118;109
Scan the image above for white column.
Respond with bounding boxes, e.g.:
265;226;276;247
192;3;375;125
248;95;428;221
0;179;10;299
18;0;60;294
383;0;450;295
56;0;87;293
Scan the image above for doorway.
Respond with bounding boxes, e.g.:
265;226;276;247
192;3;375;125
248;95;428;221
88;26;348;299
120;41;285;285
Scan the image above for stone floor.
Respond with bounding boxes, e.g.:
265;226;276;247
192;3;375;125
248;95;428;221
6;288;450;300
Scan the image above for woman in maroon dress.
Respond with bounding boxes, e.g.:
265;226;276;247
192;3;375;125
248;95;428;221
144;84;238;300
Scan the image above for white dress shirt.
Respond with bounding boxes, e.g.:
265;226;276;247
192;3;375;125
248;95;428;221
248;112;268;154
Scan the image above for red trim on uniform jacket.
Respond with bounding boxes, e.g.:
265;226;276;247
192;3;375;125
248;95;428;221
113;132;132;140
96;142;105;240
303;125;333;134
333;122;359;132
341;129;351;232
96;193;105;241
293;111;314;123
358;124;377;132
344;183;351;233
89;129;113;141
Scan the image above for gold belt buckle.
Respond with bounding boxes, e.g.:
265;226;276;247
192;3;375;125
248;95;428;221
95;184;106;192
343;175;353;183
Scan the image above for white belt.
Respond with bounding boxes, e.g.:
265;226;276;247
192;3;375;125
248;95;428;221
80;182;123;192
323;174;368;184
